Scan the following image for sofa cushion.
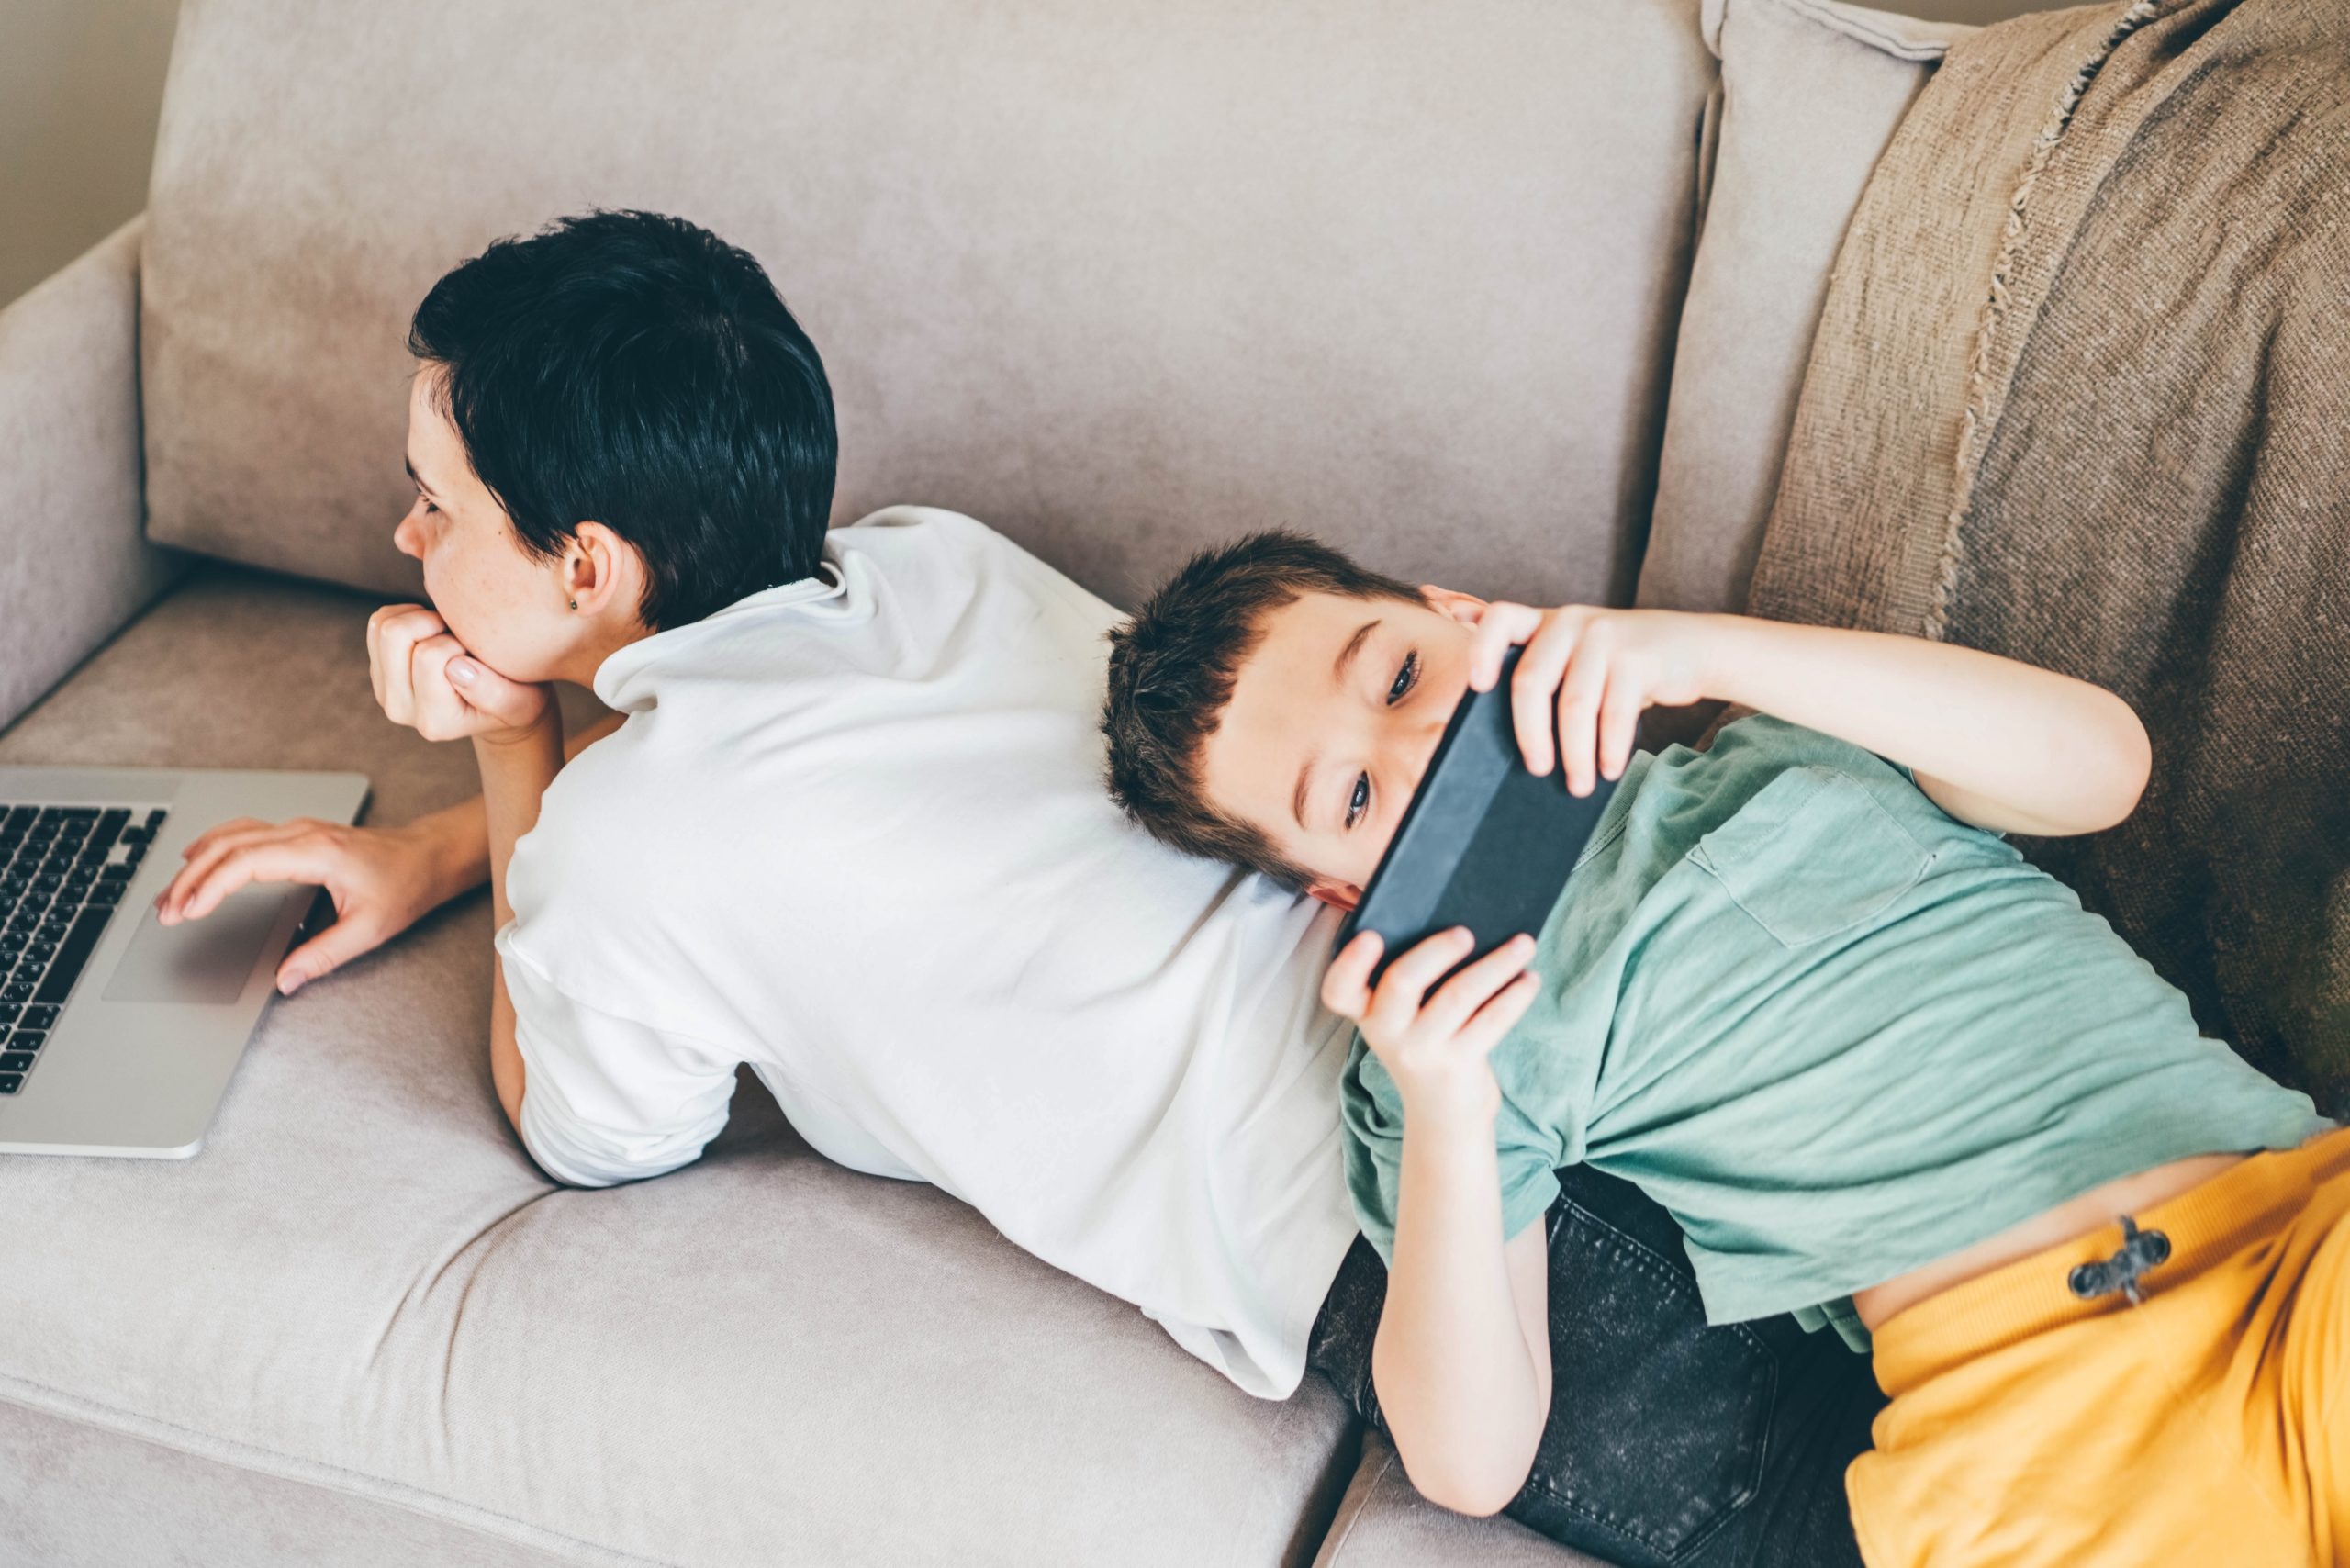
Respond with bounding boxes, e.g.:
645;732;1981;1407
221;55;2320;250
1313;1431;1600;1568
0;568;1355;1567
140;0;1710;612
1637;0;1970;617
0;1397;579;1568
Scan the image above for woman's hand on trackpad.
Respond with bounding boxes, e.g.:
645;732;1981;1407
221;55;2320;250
152;817;458;994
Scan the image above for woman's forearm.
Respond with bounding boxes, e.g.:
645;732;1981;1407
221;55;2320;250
474;714;565;1133
1697;616;2151;836
409;708;623;910
1371;1109;1550;1517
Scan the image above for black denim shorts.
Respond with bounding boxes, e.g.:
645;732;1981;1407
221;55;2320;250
1307;1164;1884;1568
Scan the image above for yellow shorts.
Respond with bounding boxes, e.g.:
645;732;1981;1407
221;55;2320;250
1849;1127;2350;1568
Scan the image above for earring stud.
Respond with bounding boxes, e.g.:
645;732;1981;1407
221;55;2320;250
568;599;578;610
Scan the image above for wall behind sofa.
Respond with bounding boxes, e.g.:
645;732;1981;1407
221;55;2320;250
0;0;182;308
0;0;2068;312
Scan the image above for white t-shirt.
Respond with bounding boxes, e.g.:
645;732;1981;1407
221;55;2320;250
494;507;1359;1396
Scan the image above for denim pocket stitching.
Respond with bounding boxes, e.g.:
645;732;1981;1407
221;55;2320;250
1522;1198;1779;1558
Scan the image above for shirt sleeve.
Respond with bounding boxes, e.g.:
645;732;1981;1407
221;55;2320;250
494;922;740;1188
1338;1035;1560;1267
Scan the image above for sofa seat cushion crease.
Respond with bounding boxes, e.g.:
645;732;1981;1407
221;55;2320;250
0;572;1360;1567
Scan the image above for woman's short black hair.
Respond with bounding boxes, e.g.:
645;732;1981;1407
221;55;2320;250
407;209;836;631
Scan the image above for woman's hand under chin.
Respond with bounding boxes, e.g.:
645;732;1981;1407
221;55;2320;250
367;604;554;745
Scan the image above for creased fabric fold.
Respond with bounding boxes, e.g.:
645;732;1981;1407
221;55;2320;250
1748;0;2350;1110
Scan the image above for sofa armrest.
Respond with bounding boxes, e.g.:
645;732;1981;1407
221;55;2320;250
0;216;187;734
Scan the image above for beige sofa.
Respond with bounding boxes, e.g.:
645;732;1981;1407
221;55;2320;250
0;1;1970;1562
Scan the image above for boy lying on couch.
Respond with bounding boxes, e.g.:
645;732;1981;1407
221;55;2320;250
153;210;1882;1566
1100;532;2344;1568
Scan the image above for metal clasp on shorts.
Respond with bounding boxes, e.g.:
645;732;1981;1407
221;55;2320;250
2066;1215;2173;1305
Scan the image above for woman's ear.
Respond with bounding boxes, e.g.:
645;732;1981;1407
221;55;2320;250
1421;585;1488;626
564;521;650;627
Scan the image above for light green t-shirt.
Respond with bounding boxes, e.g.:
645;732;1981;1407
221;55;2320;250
1339;714;2331;1348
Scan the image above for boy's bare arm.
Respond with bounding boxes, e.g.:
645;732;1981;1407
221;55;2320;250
1689;617;2151;836
1324;929;1554;1517
1466;606;2151;838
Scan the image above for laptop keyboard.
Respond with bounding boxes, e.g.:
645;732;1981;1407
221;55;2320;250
0;804;169;1095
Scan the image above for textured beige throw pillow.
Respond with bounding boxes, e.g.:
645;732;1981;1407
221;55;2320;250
1637;0;1971;618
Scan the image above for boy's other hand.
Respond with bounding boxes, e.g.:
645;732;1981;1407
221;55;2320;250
1321;927;1540;1125
153;817;459;993
368;605;553;745
1461;604;1717;796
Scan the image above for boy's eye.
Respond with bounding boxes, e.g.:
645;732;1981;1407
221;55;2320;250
1345;772;1370;829
1387;650;1418;706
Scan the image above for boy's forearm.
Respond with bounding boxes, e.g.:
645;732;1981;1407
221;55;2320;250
1695;615;2151;836
1372;1108;1548;1516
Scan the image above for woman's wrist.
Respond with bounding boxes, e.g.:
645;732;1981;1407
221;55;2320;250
396;802;491;906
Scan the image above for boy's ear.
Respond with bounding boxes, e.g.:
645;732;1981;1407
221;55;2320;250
1307;881;1362;912
1420;585;1487;625
565;521;650;626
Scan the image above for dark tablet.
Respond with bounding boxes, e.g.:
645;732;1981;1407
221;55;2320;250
1335;647;1624;982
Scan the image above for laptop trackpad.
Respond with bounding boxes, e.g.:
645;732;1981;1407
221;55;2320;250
102;887;288;1005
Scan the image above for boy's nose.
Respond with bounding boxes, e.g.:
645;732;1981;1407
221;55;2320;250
392;510;423;560
1402;709;1449;795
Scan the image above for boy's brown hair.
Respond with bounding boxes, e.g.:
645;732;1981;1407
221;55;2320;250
1102;531;1424;889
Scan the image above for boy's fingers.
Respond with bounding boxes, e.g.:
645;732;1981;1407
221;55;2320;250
1512;612;1583;777
1468;604;1542;692
1598;669;1643;782
1365;926;1475;1036
1459;970;1543;1056
1555;628;1611;798
1320;930;1383;1020
1419;934;1537;1037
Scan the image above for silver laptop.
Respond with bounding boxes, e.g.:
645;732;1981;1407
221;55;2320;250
0;764;369;1159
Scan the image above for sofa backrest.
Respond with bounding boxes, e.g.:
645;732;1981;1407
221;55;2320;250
137;0;1712;611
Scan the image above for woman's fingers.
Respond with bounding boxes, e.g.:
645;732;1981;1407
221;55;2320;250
277;908;384;995
1417;934;1537;1039
167;835;342;924
408;633;473;739
173;817;270;869
160;819;308;920
446;652;550;732
370;606;445;726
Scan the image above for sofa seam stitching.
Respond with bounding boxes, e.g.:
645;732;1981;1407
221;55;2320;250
0;1372;679;1568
